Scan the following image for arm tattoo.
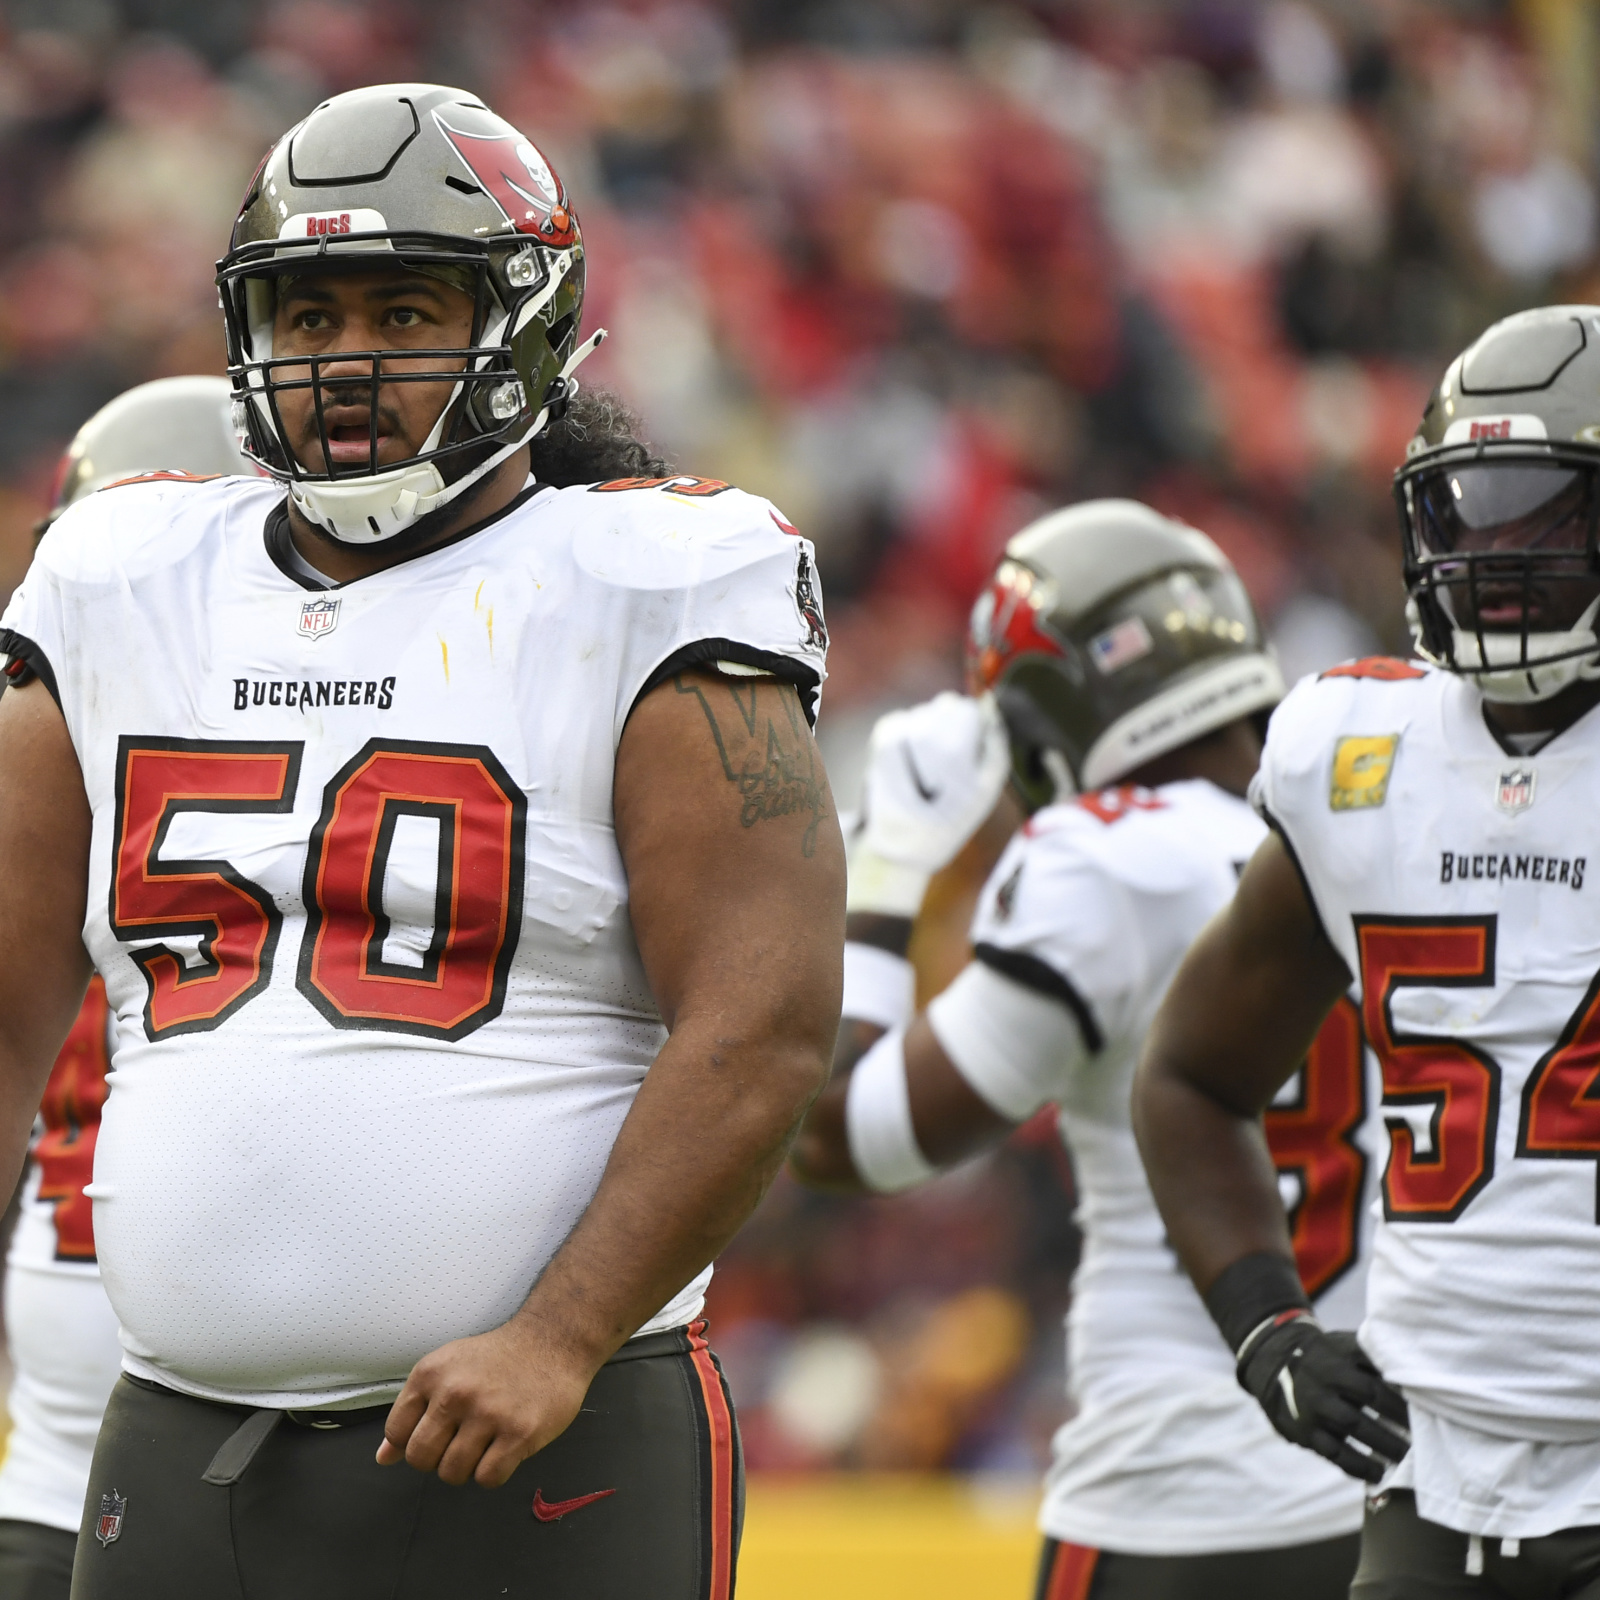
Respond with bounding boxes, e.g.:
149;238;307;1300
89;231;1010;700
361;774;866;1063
674;672;827;857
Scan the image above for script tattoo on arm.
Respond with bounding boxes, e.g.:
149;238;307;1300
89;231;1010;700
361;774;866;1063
674;672;827;857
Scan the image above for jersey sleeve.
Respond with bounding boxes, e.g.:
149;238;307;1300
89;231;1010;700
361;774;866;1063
965;818;1148;1058
926;959;1087;1121
1250;671;1360;945
572;480;828;738
1;478;226;736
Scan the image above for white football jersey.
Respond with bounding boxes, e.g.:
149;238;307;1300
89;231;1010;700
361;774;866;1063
952;780;1377;1554
0;470;827;1410
1257;658;1600;1538
0;979;121;1532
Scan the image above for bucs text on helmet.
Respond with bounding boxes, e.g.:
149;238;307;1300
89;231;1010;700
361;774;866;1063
967;499;1284;810
1395;305;1600;703
39;375;254;541
218;83;603;545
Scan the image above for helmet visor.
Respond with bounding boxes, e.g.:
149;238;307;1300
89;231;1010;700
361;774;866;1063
1412;462;1593;558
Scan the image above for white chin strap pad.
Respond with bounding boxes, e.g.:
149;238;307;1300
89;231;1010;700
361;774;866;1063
1416;595;1600;705
289;329;609;546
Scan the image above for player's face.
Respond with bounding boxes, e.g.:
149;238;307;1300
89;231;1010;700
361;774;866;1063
271;270;476;474
1414;461;1600;632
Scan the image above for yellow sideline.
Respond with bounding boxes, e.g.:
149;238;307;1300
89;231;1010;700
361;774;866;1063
739;1474;1041;1599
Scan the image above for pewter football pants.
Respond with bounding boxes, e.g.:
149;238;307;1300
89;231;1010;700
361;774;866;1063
1034;1530;1361;1600
1351;1491;1600;1600
69;1326;741;1600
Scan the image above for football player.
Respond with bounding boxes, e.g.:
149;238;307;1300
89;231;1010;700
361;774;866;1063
0;84;843;1598
0;376;252;1600
790;499;1384;1600
1134;304;1600;1596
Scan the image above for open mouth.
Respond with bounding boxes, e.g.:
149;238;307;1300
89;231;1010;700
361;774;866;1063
321;413;393;467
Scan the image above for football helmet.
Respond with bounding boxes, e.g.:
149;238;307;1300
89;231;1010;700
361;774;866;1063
217;83;601;545
41;375;254;535
1395;305;1600;703
967;499;1284;808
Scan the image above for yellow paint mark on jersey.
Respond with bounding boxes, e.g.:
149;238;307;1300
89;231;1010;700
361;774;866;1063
474;580;485;609
486;607;494;654
1330;734;1399;811
439;636;450;684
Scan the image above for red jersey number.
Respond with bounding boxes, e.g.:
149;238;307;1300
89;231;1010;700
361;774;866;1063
1264;995;1367;1296
35;976;113;1261
1355;917;1500;1222
297;741;526;1039
110;738;526;1043
110;739;302;1037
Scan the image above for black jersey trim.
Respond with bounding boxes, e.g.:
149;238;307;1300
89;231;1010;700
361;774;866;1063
973;941;1105;1054
633;638;821;729
262;483;547;592
0;628;61;711
1256;802;1349;976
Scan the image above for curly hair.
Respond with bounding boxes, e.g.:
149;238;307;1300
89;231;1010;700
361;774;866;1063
528;387;673;488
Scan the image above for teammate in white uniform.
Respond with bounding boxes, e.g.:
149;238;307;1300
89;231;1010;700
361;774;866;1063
0;84;843;1599
791;500;1382;1600
0;377;254;1600
1136;306;1600;1597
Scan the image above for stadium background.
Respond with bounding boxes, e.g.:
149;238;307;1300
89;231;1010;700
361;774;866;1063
0;0;1592;1591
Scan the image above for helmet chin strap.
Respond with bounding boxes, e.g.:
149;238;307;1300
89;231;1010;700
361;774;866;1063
289;329;607;546
1414;594;1600;704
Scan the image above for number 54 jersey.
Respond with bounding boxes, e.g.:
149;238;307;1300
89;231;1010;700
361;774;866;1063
0;472;827;1411
1255;658;1600;1539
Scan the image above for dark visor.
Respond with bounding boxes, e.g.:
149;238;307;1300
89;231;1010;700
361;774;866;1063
1412;462;1593;557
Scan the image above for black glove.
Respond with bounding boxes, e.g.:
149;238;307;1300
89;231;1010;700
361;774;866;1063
1237;1311;1410;1484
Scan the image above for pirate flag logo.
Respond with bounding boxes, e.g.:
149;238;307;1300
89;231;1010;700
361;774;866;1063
795;549;827;652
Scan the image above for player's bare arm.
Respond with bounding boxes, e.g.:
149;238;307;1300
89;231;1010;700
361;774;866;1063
790;965;1011;1190
1133;830;1409;1481
1133;831;1349;1288
0;682;94;1196
379;667;844;1487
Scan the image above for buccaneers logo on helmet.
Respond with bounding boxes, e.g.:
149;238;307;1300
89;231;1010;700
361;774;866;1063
432;107;576;244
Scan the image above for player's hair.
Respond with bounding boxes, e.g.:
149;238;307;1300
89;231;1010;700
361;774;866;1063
528;388;673;488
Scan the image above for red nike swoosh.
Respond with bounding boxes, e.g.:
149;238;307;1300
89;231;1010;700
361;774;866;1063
532;1487;617;1522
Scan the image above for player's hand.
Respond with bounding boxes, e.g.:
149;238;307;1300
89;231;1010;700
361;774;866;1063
377;1318;599;1488
847;691;1011;917
1237;1313;1410;1484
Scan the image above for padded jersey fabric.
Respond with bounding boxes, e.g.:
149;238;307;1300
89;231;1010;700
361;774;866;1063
1;472;825;1409
1257;664;1600;1537
932;780;1377;1555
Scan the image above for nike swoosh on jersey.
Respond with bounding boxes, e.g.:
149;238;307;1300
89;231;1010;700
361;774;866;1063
532;1487;617;1522
903;744;940;802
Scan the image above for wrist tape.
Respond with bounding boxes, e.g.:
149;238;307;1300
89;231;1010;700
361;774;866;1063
845;848;932;919
841;941;916;1032
845;1028;937;1193
1203;1251;1312;1356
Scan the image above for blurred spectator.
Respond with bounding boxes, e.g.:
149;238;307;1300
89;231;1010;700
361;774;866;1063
0;0;1594;1475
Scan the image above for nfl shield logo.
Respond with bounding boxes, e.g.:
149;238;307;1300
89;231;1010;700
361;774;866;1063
298;596;340;640
96;1489;126;1547
1496;767;1536;814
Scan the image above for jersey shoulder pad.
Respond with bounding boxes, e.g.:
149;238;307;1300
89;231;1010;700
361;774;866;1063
1022;781;1255;895
37;474;267;586
566;476;808;591
1317;655;1428;682
1258;660;1438;826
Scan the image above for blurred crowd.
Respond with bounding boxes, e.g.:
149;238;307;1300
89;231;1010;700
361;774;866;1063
0;0;1591;1476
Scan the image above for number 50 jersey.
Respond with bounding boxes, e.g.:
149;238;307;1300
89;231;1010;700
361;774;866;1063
1255;658;1600;1539
1;472;827;1411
